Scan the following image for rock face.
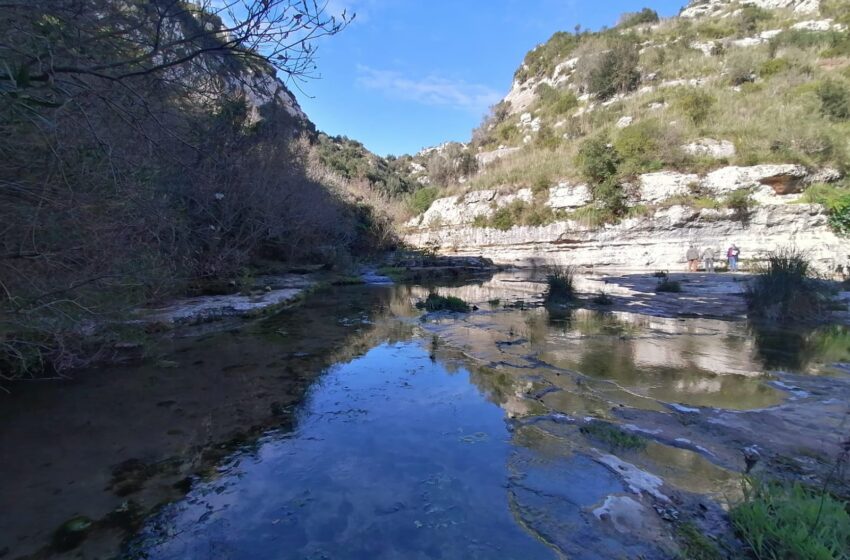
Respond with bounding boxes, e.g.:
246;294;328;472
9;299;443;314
682;139;736;160
476;146;521;166
405;166;849;273
680;0;820;18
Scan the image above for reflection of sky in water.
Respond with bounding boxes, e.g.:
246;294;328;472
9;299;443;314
130;343;561;559
128;278;850;559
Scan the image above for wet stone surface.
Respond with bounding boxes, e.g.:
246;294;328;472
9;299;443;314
2;272;849;559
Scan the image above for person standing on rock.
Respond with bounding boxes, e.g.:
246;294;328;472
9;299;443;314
702;247;716;273
686;245;700;272
727;244;740;272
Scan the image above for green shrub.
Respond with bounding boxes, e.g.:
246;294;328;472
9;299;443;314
614;120;665;176
409;186;440;215
416;293;471;313
821;0;850;25
565;204;619;227
534;125;562;150
476;200;559;231
770;29;850;57
544;265;575;304
817;80;850;121
582;36;641;100
745;248;832;321
802;183;850;235
731;478;850;560
726;188;754;216
535;84;579;117
759;58;790;78
675;89;715;126
490;205;518;231
575;136;626;216
618;8;659;28
576;134;619;184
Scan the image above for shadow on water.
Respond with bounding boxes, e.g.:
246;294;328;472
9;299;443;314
749;322;850;372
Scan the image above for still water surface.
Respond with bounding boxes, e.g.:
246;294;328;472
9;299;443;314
3;273;849;559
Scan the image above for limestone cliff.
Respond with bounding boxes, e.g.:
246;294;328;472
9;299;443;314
403;0;850;273
404;167;850;273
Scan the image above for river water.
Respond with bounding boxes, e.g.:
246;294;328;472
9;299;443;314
2;272;849;559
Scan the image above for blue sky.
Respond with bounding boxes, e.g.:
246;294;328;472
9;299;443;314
293;0;688;156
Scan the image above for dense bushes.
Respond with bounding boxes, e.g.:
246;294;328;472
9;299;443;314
0;0;367;377
409;187;441;215
315;134;414;197
613;120;668;176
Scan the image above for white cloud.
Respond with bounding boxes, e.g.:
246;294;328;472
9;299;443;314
356;66;501;113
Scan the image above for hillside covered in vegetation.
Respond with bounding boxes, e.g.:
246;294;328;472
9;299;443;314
405;0;850;234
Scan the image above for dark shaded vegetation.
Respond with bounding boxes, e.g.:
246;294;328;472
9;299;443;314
0;0;378;378
416;293;471;313
675;522;723;560
544;266;576;305
745;249;833;322
817;80;850;122
656;276;683;293
591;292;614;306
314;134;414;196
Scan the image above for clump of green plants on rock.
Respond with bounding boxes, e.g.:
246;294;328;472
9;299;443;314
731;478;850;560
416;293;471;313
580;421;646;450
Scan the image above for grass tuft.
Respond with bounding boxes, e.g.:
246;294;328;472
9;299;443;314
745;248;832;321
731;478;850;560
544;265;576;304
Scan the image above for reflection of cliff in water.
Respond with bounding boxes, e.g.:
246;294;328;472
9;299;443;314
538;309;783;410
